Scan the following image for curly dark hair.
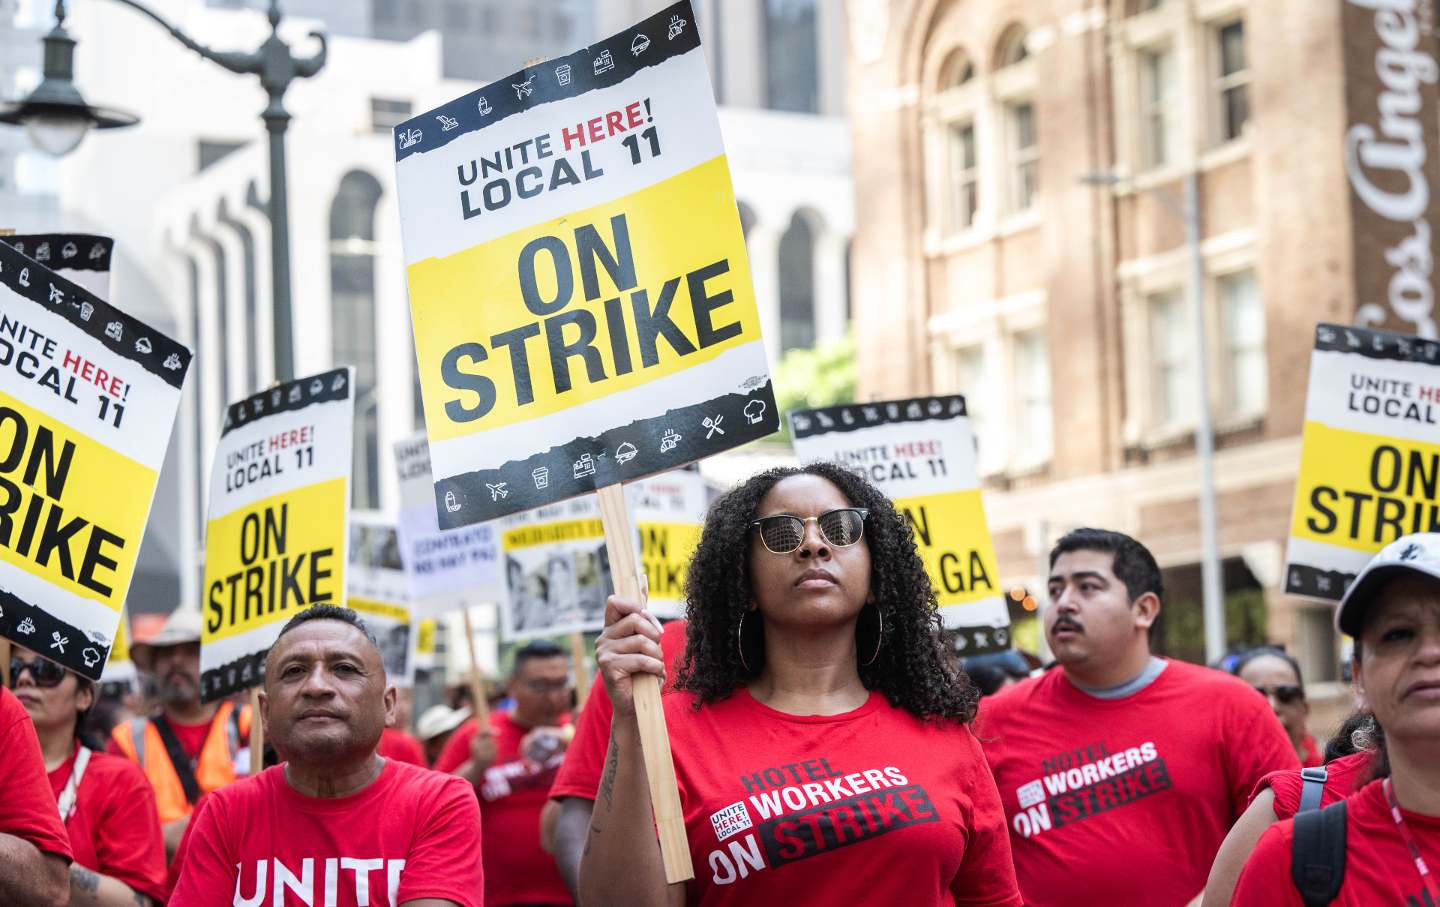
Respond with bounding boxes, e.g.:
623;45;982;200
674;461;978;723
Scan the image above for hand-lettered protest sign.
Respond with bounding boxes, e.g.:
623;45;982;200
200;369;354;701
0;234;114;299
0;241;191;681
394;431;502;615
100;609;135;684
789;396;1010;653
394;0;778;528
1285;324;1440;601
348;514;415;687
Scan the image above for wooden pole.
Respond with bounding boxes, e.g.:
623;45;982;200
249;688;263;775
459;606;491;725
0;639;10;687
596;483;693;883
569;631;590;709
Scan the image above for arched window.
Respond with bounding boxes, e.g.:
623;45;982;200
995;24;1030;68
329;170;383;510
938;49;974;91
762;0;819;113
778;211;817;352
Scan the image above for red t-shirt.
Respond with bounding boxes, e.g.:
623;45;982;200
1233;778;1440;905
378;728;426;766
47;745;167;901
169;759;483;906
436;710;573;906
666;687;1021;906
0;686;71;862
1251;750;1373;819
975;659;1299;907
550;619;688;802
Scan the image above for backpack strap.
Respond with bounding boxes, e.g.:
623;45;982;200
1291;799;1347;907
129;716;149;768
1298;766;1329;814
151;714;203;805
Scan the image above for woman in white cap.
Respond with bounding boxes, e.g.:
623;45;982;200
1230;532;1440;906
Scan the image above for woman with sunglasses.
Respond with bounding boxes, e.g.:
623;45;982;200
579;464;1021;907
11;647;167;906
1233;646;1320;767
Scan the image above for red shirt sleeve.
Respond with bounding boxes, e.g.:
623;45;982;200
549;668;612;801
380;728;427;766
167;792;236;905
0;688;71;862
433;719;479;775
395;775;485;907
1222;684;1302;818
951;728;1023;907
89;757;167;902
1230;821;1304;907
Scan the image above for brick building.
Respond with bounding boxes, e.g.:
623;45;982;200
843;0;1412;689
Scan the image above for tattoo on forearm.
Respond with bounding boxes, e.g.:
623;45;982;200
72;865;100;893
599;727;620;813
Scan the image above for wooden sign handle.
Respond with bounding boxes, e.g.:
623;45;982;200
249;688;264;775
0;638;10;687
569;631;591;709
460;606;491;726
596;483;694;883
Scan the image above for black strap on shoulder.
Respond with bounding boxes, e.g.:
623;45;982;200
150;715;203;805
1291;800;1347;907
1298;766;1329;814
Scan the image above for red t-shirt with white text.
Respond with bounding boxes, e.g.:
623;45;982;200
1233;778;1440;905
0;687;71;862
378;728;426;766
435;710;573;906
48;745;167;901
168;759;482;906
1251;750;1373;820
549;619;688;802
975;660;1299;907
667;687;1021;906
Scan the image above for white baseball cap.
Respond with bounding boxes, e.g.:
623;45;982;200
1335;533;1440;637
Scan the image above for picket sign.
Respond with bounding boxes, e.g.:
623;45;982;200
596;483;690;881
0;223;7;685
460;606;491;727
250;688;263;775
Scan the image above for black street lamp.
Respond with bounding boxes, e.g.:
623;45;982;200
0;0;327;381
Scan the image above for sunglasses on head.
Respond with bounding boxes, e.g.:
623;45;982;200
9;656;67;688
1253;684;1304;706
750;508;868;555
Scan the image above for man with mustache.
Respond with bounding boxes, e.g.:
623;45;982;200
975;528;1298;907
169;604;482;906
109;607;249;859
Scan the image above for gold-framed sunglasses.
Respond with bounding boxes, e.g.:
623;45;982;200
749;508;869;554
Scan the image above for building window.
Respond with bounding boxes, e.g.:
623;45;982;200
1147;289;1194;429
1013;330;1053;467
1139;47;1177;168
1218;269;1266;419
763;0;820;114
778;211;817;352
947;121;980;230
949;345;999;474
1007;101;1039;213
370;97;411;134
329;171;384;510
996;25;1029;67
1214;20;1250;143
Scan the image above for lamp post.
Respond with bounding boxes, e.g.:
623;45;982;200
0;0;326;382
1081;169;1226;664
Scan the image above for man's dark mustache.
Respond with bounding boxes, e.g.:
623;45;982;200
1051;617;1084;633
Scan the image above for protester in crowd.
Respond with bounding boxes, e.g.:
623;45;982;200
1231;533;1440;905
1202;710;1377;905
581;464;1021;906
379;687;426;765
976;528;1298;907
0;678;72;907
109;607;249;859
437;639;574;907
12;645;167;905
962;649;1032;697
549;619;688;900
169;604;483;906
416;703;470;766
1232;645;1321;766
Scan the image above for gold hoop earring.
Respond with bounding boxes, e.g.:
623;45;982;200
861;606;884;667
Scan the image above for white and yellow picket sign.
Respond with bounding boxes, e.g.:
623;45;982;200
1285;324;1440;601
199;368;354;701
395;0;777;529
0;240;191;681
789;396;1010;653
1;234;115;300
348;513;415;687
100;609;135;684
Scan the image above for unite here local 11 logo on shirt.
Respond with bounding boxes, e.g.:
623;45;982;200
702;759;940;886
1010;740;1171;839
